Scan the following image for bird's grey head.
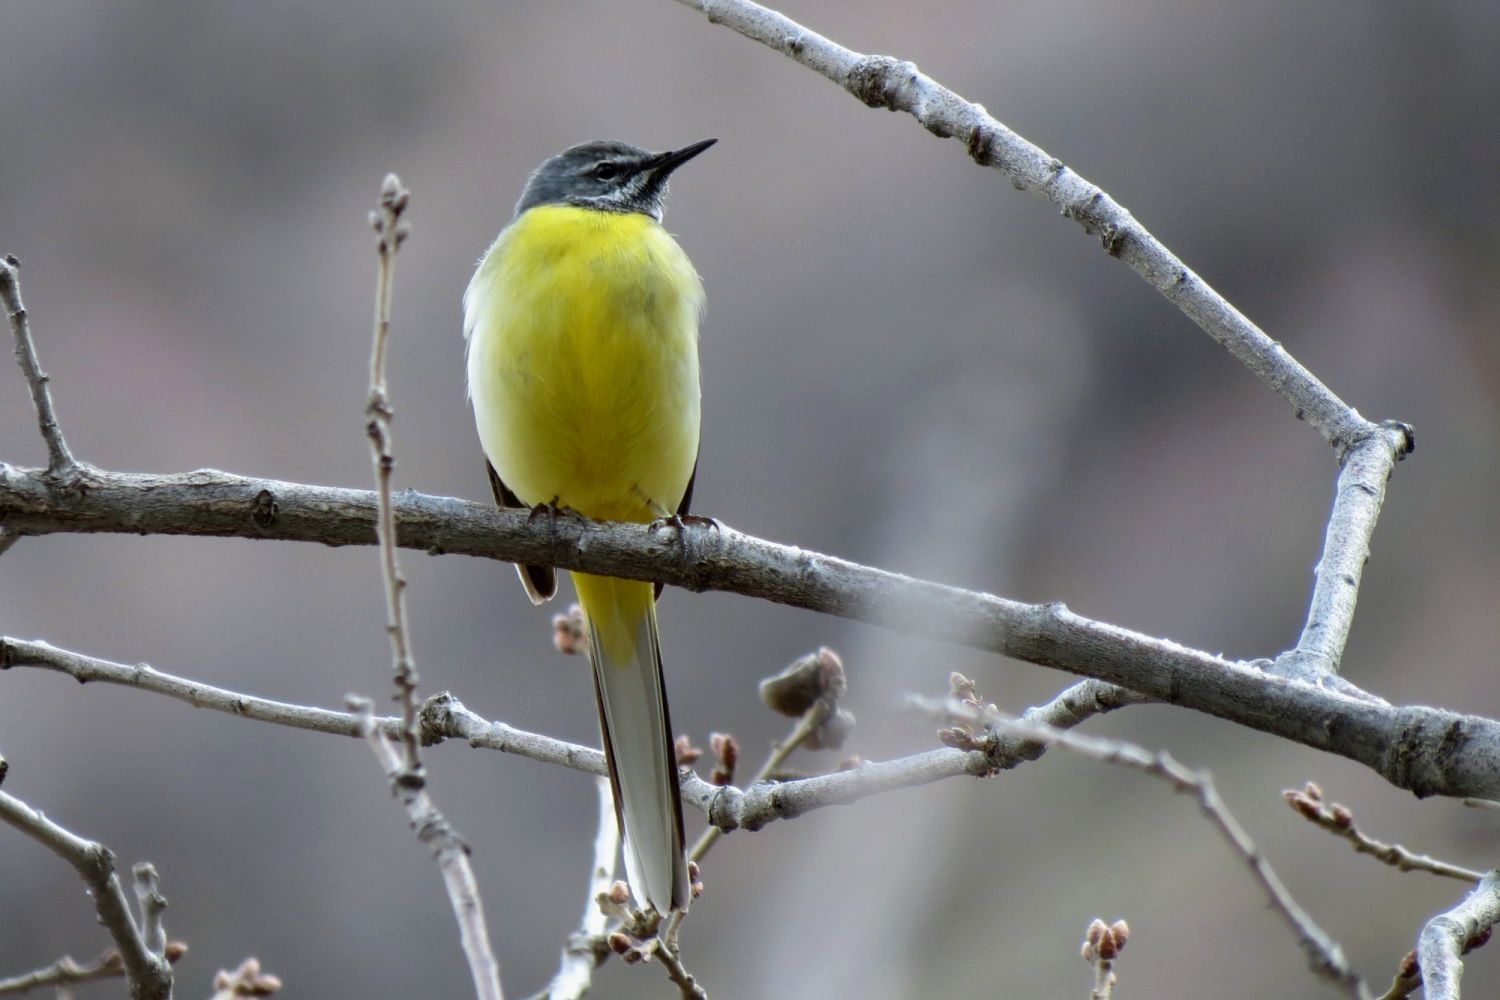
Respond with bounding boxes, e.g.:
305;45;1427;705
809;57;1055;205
513;138;716;222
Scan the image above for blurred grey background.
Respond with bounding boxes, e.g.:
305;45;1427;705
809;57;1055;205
2;1;1497;996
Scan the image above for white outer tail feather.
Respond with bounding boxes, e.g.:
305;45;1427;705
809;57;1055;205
587;602;689;913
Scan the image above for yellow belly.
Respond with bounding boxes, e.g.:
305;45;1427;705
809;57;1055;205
465;204;704;523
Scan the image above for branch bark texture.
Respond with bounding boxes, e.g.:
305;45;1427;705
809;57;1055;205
1417;872;1500;1000
1;465;1494;800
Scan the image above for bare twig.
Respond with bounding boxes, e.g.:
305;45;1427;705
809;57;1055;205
529;777;619;1000
0;791;172;1000
0;950;124;996
6;635;1492;848
0;254;76;474
651;940;706;1000
914;695;1366;996
2;467;1494;801
2;637;400;739
1415;872;1500;1000
134;864;169;957
365;174;421;777
351;698;504;1000
1285;783;1484;883
1283;425;1414;677
0;637;1108;855
356;176;504;1000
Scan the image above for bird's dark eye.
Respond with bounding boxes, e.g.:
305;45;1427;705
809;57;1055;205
591;161;620;180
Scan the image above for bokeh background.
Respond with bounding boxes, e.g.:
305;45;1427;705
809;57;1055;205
2;1;1498;996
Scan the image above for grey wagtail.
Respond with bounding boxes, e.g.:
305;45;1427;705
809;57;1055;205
464;138;715;913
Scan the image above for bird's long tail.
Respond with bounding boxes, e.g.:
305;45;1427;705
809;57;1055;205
573;572;688;914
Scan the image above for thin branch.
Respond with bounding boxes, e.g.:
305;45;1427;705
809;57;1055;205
2;637;392;739
914;695;1366;997
133;864;169;957
351;699;504;1000
1;466;1494;800
650;941;706;1000
0;255;76;474
529;777;619;1000
1284;425;1413;676
365;174;421;776
0;950;125;996
1285;784;1484;883
1415;872;1500;1000
0;791;172;1000
0;637;1097;836
670;0;1374;456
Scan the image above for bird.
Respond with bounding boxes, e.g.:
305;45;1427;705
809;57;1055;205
463;138;715;914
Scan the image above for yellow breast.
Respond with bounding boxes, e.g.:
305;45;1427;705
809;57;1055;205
464;204;704;523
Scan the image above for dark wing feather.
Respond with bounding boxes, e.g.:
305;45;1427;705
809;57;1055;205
487;460;557;603
655;450;700;600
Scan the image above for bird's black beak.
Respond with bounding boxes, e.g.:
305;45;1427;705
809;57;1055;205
649;138;717;177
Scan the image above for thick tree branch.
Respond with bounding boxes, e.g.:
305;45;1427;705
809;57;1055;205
1416;872;1500;1000
0;791;172;1000
1;466;1495;799
669;0;1374;455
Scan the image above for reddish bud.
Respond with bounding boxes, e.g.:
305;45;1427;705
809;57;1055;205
710;732;739;783
552;606;586;655
1085;918;1108;948
1330;804;1354;829
674;735;702;765
1284;790;1321;821
816;647;847;700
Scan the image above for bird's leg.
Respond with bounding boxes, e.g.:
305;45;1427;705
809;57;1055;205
648;512;721;534
525;497;580;524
